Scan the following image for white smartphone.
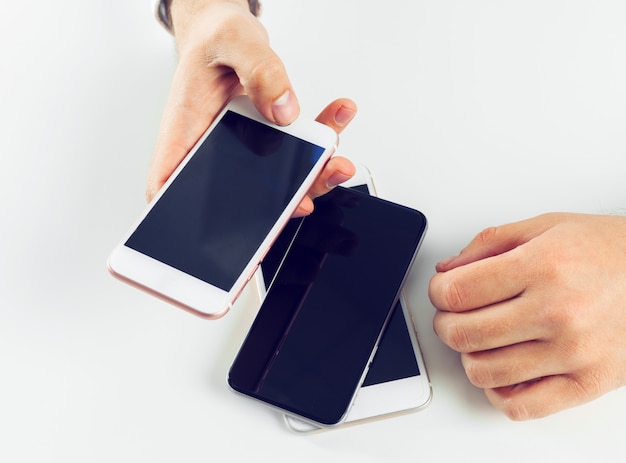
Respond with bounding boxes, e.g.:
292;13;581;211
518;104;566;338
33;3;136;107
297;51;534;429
255;165;432;432
107;95;337;319
228;177;428;428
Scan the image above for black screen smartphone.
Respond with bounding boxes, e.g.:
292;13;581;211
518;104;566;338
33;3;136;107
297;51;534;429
261;184;426;398
228;186;427;427
256;171;432;431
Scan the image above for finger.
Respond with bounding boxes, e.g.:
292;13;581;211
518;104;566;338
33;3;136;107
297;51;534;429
428;249;529;312
297;159;354;216
435;215;556;272
314;98;358;135
309;155;356;197
301;98;358;202
433;296;547;352
243;55;300;126
293;196;315;218
484;374;605;420
459;340;566;390
291;156;356;219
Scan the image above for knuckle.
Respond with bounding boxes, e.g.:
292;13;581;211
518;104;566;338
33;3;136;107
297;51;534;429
462;354;494;388
560;336;592;366
541;301;583;338
540;304;566;333
568;366;614;401
245;56;286;92
474;226;499;247
534;251;562;284
486;387;537;421
442;279;468;312
440;320;474;352
501;401;534;421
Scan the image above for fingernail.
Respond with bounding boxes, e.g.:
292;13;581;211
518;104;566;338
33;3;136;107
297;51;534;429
326;171;353;189
272;90;298;125
334;105;356;127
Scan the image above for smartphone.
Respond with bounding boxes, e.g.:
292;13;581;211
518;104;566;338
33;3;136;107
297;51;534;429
107;95;337;319
228;183;428;428
255;165;432;432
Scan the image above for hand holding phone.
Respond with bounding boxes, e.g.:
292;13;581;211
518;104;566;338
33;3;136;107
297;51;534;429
107;96;338;319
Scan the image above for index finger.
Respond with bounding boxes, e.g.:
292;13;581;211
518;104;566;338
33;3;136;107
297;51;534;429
301;99;358;201
428;249;529;312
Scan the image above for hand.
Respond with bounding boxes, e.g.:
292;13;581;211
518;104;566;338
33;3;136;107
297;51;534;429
146;0;357;212
429;212;626;420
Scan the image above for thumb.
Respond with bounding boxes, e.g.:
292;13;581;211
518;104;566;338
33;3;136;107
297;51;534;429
234;45;300;125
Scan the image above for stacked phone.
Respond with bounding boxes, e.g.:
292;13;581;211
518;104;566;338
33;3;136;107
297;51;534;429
229;165;432;432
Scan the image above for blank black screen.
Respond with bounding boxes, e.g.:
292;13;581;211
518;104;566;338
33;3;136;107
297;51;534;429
228;187;427;426
125;111;325;291
259;184;421;387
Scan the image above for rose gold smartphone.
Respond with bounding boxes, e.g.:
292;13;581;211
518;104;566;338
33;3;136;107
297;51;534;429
107;95;337;319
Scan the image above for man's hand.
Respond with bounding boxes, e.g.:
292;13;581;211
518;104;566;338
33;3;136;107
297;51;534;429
429;213;626;420
147;0;356;209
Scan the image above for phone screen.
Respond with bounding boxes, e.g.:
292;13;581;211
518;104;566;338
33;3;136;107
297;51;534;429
228;187;427;426
124;110;326;291
260;185;422;388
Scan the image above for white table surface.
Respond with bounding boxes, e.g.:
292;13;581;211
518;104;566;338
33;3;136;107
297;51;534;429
2;1;625;462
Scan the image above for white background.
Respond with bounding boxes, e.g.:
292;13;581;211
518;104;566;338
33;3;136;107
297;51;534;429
1;1;625;462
